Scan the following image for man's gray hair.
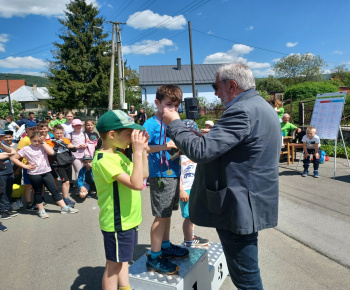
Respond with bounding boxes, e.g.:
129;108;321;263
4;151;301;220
216;63;255;91
283;113;290;118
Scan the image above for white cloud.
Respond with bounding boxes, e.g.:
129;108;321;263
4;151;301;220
207;30;213;35
126;10;186;30
0;0;98;18
247;62;270;69
196;12;202;16
204;44;253;63
245;25;254;30
286;42;298;47
272;58;281;63
322;69;331;74
0;34;10;43
252;68;275;77
0;33;10;52
9;70;46;77
123;39;176;55
203;44;272;77
333;50;343;55
0;56;46;69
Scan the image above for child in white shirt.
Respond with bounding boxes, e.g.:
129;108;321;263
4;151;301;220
301;126;321;178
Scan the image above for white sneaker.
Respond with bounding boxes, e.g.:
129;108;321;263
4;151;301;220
38;210;49;219
16;199;24;208
11;202;21;211
61;206;79;214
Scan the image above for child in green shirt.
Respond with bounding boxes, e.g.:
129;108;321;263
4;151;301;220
92;110;149;290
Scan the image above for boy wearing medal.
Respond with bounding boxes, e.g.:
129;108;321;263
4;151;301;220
143;85;189;275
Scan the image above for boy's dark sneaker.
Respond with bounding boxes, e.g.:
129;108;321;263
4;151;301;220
26;203;38;211
146;254;179;275
0;211;11;220
5;210;18;217
192;235;209;247
64;198;75;208
0;222;7;232
314;171;320;178
161;243;190;259
301;170;308;177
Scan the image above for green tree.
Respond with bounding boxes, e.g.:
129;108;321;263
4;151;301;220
124;65;141;108
331;64;350;86
256;75;285;94
0;101;22;118
284;81;338;102
273;53;326;85
47;0;111;110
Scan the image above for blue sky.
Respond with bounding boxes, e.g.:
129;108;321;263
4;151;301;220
0;0;349;78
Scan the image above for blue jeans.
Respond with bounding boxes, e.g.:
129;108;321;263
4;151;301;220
216;229;263;290
0;173;14;212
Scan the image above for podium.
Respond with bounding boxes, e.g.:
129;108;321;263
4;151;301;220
129;243;228;290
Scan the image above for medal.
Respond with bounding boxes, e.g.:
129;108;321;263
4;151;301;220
166;169;173;176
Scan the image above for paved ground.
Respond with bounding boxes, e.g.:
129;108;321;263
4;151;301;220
1;153;350;289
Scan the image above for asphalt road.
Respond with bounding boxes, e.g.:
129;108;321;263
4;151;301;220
1;154;350;289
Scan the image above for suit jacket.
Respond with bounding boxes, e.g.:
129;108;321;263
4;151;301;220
167;90;281;234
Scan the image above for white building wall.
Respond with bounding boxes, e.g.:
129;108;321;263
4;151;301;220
141;84;219;107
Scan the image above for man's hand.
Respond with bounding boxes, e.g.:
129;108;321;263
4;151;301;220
162;108;180;126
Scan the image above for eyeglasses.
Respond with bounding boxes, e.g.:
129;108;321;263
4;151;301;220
53;115;57;117
211;79;228;91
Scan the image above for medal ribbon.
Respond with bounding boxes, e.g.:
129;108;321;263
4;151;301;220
153;116;170;186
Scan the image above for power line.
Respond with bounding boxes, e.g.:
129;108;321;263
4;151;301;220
0;42;54;60
192;28;289;56
125;0;158;23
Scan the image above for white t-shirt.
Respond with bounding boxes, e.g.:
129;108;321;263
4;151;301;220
62;123;73;137
301;134;321;149
180;155;197;190
17;145;51;175
7;121;18;132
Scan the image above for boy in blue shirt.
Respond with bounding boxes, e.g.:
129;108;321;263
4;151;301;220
77;154;96;199
143;85;189;275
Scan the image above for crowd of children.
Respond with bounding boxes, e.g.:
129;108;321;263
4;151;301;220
0;111;100;232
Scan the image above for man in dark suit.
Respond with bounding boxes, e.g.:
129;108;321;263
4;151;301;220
163;63;281;289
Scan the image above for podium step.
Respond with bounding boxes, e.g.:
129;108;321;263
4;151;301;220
129;242;228;290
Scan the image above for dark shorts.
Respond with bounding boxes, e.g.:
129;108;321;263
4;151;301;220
54;165;72;183
23;169;30;185
149;177;180;218
101;227;138;263
50;167;58;179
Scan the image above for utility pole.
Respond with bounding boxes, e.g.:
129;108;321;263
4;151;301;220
188;21;196;98
106;21;126;111
106;22;116;111
116;22;126;110
5;74;14;115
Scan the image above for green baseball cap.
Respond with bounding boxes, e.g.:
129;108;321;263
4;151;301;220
96;110;145;132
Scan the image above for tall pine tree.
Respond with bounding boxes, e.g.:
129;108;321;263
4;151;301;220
47;0;111;110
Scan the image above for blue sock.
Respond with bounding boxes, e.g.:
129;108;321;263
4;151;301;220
150;250;161;260
162;240;171;249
